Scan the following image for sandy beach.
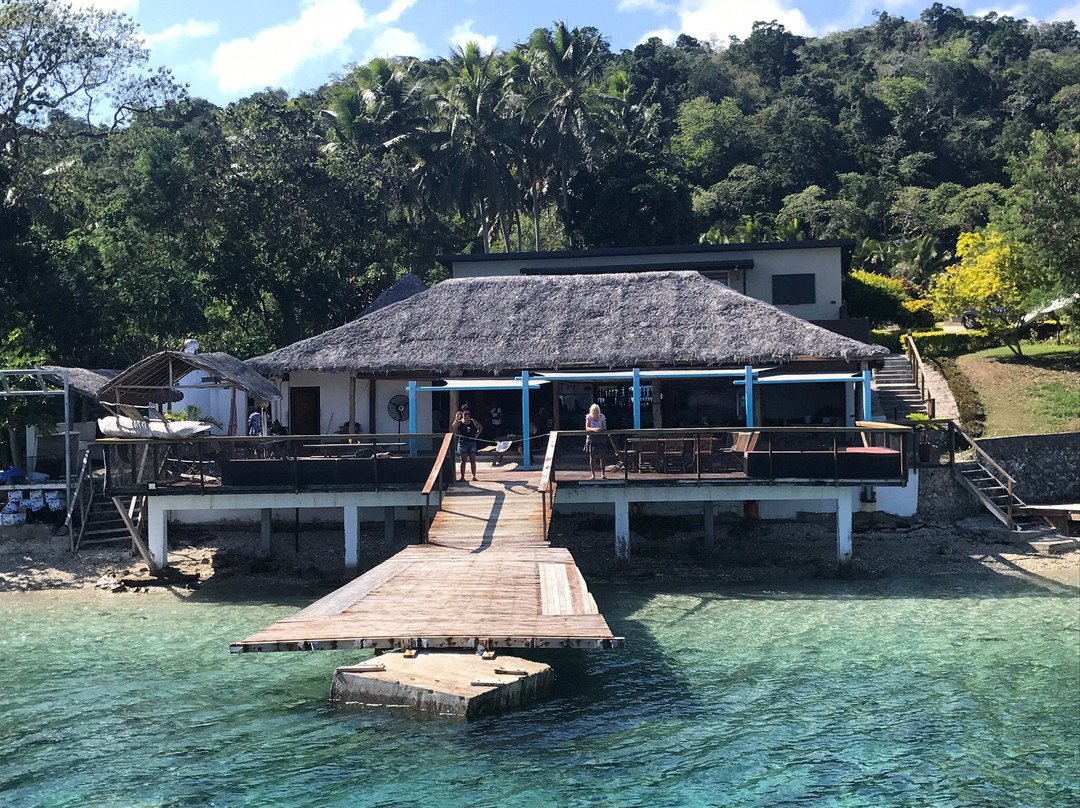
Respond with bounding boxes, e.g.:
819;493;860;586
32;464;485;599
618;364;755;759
1;512;1076;596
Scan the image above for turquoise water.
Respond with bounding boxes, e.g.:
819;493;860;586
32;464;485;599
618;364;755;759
1;578;1077;808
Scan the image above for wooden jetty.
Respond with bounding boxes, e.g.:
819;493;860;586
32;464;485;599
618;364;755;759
231;469;622;653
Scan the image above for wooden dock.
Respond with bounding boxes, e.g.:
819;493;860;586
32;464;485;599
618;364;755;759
231;469;622;652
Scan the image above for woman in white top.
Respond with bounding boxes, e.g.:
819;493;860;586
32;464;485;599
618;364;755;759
584;403;607;480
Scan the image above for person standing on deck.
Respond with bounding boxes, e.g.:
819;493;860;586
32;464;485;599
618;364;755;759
585;403;607;480
454;408;483;482
489;403;503;438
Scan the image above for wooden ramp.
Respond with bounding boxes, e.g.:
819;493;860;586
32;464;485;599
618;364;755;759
231;469;622;652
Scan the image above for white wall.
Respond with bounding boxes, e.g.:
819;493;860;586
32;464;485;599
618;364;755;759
448;244;845;320
172;369;244;434
278;372;433;436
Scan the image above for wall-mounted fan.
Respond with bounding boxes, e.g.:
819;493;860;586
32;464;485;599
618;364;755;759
387;395;410;433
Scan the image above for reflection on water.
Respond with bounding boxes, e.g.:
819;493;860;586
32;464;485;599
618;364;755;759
1;577;1077;808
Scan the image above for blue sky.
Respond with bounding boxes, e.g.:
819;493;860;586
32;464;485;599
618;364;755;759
73;0;1080;105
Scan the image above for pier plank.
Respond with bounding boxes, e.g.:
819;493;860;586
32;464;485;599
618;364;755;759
232;471;620;652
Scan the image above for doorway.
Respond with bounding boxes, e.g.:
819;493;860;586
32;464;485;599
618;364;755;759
290;387;321;435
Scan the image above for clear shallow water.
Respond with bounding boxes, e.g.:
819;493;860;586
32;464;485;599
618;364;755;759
0;577;1077;808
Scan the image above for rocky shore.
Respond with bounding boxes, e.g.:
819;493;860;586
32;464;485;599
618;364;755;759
1;512;1076;595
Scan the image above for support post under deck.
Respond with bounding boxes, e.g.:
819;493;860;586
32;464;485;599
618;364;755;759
260;509;272;557
703;500;715;550
344;506;360;569
836;492;853;570
384;506;395;546
614;494;630;571
147;500;168;571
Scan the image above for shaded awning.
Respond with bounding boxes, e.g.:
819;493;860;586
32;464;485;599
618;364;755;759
99;351;281;406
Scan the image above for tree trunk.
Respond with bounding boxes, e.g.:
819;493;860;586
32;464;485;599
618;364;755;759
532;188;541;251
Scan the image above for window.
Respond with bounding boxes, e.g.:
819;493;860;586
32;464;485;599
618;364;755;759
772;273;816;305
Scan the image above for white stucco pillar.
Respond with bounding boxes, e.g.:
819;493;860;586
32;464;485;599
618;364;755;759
147;499;169;571
836;491;853;570
344;506;360;569
845;382;856;427
614;494;630;570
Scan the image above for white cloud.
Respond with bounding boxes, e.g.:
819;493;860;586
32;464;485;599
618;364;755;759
638;27;679;43
448;20;498;53
66;0;139;13
619;0;674;12
1051;1;1080;21
367;27;428;59
675;0;816;44
971;4;1032;18
144;19;219;47
375;0;419;24
211;0;368;94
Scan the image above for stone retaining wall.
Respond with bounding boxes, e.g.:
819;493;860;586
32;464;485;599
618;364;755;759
917;466;982;523
977;432;1080;504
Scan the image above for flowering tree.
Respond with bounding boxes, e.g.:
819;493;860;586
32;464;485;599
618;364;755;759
929;227;1030;355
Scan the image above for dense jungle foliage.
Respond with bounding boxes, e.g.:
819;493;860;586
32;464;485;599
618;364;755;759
1;0;1078;368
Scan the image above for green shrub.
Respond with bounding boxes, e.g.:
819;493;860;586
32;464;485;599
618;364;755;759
844;270;908;327
870;329;902;352
910;329;996;357
901;299;936;329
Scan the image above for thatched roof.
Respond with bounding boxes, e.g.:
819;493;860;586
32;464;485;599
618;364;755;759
356;273;427;319
250;272;887;377
40;366;120;400
99;351;282;406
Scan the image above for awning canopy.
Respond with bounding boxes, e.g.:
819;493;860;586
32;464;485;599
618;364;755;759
99;351;281;406
417;378;548;392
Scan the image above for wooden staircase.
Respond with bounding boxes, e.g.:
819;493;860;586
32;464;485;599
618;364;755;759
949;423;1047;533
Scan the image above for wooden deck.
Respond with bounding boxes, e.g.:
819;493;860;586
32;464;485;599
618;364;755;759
231;468;622;652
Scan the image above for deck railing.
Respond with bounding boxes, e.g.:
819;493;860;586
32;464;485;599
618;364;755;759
421;432;456;542
96;433;445;495
538;430;560;538
540;424;912;487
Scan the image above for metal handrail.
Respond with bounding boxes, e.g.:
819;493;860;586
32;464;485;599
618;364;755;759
903;333;937;418
64;448;93;551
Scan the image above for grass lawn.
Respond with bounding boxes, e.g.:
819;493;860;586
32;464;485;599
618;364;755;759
955;343;1080;436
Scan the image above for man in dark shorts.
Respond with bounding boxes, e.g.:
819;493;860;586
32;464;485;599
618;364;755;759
453;408;483;482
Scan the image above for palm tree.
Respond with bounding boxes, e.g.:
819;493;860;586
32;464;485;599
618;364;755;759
526;21;612;235
420;43;518;252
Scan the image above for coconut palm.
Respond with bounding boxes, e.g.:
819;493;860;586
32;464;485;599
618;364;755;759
419;43;518;252
526;22;613;231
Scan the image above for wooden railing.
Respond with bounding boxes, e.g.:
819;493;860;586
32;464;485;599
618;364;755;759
421;432;456;543
95;433;445;495
540;425;912;487
538;431;560;539
903;332;937;418
949;421;1020;529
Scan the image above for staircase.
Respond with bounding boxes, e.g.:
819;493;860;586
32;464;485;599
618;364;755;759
951;441;1046;534
75;493;145;549
873;354;928;420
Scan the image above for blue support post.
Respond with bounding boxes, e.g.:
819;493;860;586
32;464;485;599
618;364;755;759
521;371;531;470
744;365;755;428
632;367;642;430
861;369;874;422
407;380;418;457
